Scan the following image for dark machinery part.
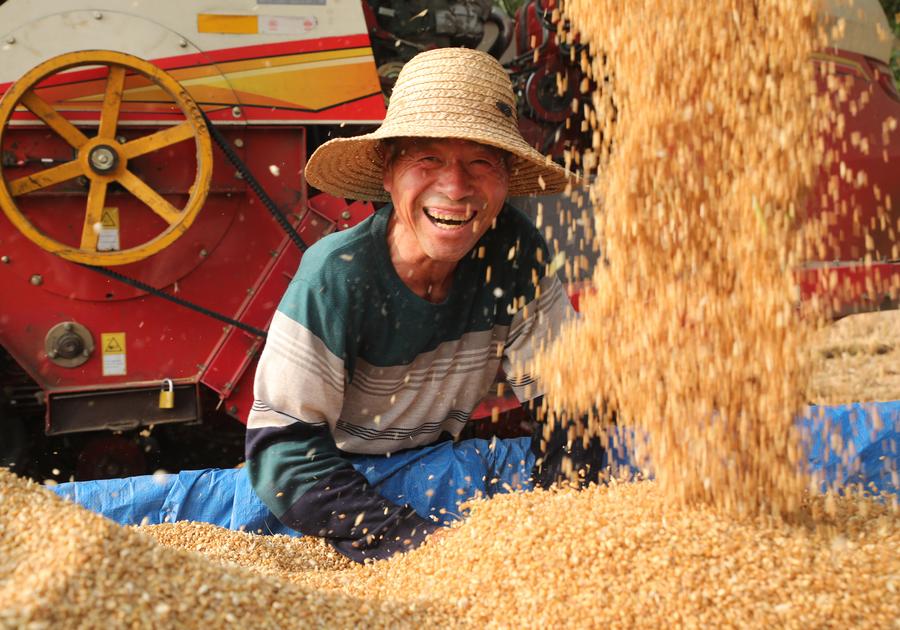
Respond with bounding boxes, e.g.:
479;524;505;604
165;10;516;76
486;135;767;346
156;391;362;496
365;0;512;98
0;347;42;471
524;63;573;123
87;143;119;174
366;0;595;158
0;413;28;470
48;384;199;435
75;434;146;481
368;0;496;52
44;321;94;368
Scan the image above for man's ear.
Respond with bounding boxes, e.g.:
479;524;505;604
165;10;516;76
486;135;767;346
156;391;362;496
382;161;393;194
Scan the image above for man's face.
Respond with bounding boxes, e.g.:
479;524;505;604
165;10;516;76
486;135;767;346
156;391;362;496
382;138;510;264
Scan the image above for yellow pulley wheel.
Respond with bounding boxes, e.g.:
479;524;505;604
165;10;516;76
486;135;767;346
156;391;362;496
0;50;213;266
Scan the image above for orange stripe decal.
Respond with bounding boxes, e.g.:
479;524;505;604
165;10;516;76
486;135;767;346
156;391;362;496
197;14;258;35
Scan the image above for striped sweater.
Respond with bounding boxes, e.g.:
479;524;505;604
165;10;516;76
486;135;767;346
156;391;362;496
246;203;574;562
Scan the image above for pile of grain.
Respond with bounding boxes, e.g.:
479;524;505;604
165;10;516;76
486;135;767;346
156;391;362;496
3;469;898;628
3;2;896;627
535;0;834;515
0;470;436;628
809;309;900;404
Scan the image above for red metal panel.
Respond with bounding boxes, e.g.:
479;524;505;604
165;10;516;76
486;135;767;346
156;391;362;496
797;262;900;314
0;126;309;432
208;200;343;422
808;51;900;265
308;194;375;229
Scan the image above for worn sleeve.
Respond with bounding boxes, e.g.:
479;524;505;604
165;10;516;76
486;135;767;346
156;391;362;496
498;229;605;487
526;397;608;489
501;232;576;404
245;277;437;562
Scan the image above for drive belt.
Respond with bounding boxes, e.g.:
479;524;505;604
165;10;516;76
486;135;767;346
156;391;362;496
79;263;269;338
79;112;315;338
201;111;309;254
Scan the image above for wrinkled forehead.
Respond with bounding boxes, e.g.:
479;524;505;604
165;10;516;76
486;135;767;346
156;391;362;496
382;137;509;162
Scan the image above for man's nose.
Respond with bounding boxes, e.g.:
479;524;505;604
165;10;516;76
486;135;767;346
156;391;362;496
435;161;474;200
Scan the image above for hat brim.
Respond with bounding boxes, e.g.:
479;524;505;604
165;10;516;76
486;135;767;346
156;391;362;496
305;128;575;202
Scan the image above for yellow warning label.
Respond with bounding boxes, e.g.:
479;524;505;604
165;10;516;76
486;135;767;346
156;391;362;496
101;332;126;376
103;335;124;353
100;207;119;228
98;207;120;251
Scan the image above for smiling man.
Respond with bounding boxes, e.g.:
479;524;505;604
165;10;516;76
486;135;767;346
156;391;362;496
381;137;510;302
245;48;604;562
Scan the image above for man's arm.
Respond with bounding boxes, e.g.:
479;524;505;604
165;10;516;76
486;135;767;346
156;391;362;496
246;278;437;562
524;397;608;489
245;414;437;561
500;229;606;488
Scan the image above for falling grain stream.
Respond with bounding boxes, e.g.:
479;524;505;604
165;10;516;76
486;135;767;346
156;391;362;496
2;1;899;627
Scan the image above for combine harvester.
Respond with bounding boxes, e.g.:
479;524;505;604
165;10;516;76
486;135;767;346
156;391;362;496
0;0;897;486
0;0;590;477
0;0;387;477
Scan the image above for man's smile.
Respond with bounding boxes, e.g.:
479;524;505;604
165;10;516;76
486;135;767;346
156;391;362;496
382;137;508;264
423;207;476;230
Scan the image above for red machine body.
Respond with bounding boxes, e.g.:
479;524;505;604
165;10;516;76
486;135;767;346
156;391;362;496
797;48;900;312
0;0;896;477
0;0;387;475
1;126;382;430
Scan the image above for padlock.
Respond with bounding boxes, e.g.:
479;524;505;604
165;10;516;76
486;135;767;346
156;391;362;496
158;379;175;409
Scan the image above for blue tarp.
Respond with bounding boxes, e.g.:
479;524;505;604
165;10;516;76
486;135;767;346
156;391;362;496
803;402;899;492
52;401;899;535
53;436;536;536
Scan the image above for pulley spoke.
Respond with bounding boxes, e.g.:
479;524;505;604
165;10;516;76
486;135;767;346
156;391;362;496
121;121;194;160
98;65;126;139
79;180;108;251
117;169;181;225
1;50;212;265
20;90;89;149
9;159;84;196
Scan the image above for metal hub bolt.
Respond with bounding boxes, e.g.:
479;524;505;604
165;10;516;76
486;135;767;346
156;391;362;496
88;144;119;173
44;321;94;368
55;332;86;359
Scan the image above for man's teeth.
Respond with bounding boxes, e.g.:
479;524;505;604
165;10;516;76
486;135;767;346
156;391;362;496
424;208;474;229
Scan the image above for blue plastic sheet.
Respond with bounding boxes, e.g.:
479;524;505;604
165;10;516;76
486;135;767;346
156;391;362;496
602;401;900;493
52;401;899;536
52;436;535;536
801;402;899;493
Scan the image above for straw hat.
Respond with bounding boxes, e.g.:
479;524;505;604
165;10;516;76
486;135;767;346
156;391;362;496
304;47;573;201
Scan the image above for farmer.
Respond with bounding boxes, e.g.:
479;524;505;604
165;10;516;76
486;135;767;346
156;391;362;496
245;48;604;562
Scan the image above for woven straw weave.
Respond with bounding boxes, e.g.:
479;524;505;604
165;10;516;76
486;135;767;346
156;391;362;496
305;48;572;201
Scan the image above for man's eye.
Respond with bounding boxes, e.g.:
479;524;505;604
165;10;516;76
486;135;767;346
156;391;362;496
418;156;441;164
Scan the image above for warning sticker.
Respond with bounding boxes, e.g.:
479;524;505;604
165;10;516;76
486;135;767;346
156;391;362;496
101;332;126;376
97;207;120;252
197;13;317;34
259;15;318;34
